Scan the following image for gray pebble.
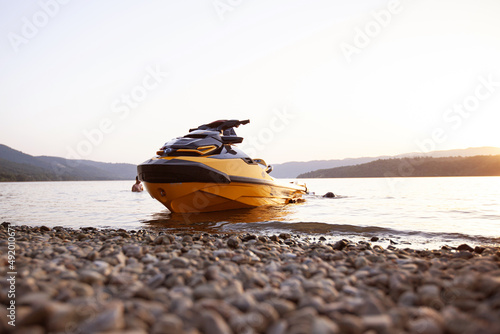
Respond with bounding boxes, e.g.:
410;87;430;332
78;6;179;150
227;236;241;249
201;310;232;334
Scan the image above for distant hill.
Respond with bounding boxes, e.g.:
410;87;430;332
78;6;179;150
272;147;500;178
0;144;137;182
297;155;500;178
271;157;389;178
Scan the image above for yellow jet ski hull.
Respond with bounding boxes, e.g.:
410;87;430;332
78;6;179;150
143;180;305;213
138;156;306;213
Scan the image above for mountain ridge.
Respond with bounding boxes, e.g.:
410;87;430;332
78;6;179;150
297;155;500;178
271;147;500;178
0;144;137;182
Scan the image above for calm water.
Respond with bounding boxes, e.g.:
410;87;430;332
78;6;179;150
1;177;499;249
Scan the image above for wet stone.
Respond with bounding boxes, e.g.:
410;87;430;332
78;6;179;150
169;257;190;268
227;236;241;249
140;253;158;264
398;291;418;307
123;245;143;258
77;233;89;240
279;233;291;240
332;239;348;250
312;316;340;334
270;235;280;242
266;299;296;316
258;236;269;243
362;314;393;334
151;314;184;334
182;235;193;244
474;246;486;254
78;302;125;333
154;235;171;245
46;302;85;332
242;234;257;242
456;244;474;252
193;282;222;300
354;256;369;269
78;270;106;285
201;310;232;334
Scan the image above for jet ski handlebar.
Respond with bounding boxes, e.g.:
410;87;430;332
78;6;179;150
190;119;250;132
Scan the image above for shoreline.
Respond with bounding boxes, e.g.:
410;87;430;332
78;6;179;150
1;224;499;333
5;220;499;252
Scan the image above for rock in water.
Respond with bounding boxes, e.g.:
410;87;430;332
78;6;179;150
332;239;348;250
279;233;291;240
457;244;474;252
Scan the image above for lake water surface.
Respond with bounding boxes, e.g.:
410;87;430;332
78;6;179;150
1;177;499;249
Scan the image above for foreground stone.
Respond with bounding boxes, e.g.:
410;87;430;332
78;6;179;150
0;224;499;333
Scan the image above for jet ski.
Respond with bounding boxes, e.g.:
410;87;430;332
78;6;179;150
137;119;307;213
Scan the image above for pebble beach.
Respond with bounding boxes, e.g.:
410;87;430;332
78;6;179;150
1;223;500;334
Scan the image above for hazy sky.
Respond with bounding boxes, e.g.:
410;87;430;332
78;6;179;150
1;0;499;164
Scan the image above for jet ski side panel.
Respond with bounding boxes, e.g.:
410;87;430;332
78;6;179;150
137;158;230;184
138;156;275;184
